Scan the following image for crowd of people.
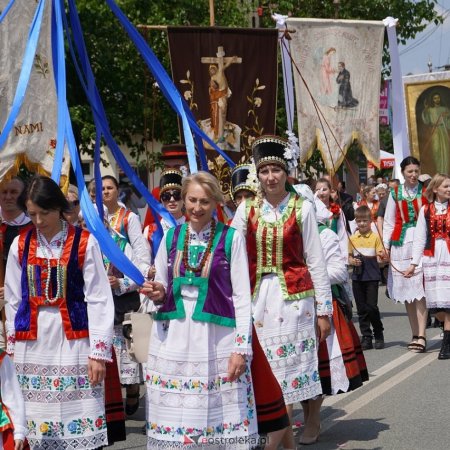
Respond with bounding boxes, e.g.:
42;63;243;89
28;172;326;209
0;139;449;450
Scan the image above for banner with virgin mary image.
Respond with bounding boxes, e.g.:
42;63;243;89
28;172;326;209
0;0;70;182
167;27;278;192
286;18;385;174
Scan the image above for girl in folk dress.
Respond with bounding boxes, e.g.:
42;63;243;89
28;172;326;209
383;157;428;353
102;175;151;415
405;174;450;359
232;136;332;449
142;172;257;449
5;175;114;450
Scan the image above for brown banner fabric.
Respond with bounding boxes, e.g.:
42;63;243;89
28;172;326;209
167;27;278;192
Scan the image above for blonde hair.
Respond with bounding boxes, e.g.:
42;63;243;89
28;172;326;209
181;171;225;204
68;184;79;199
424;173;450;202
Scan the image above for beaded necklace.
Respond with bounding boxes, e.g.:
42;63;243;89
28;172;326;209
182;219;216;273
36;220;68;304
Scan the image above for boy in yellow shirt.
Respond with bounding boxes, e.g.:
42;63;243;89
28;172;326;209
349;206;388;350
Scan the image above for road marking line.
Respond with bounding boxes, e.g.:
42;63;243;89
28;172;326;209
322;332;442;408
320;333;442;433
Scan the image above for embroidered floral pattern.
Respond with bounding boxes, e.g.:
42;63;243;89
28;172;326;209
6;333;15;354
147;373;238;392
90;336;113;361
300;338;316;353
282;370;320;391
235;333;247;346
274;343;296;358
147;417;252;439
18;374;92;391
27;415;106;438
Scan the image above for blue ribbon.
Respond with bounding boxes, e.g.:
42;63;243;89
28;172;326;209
65;0;177;257
104;0;236;170
0;0;46;152
50;0;66;183
0;0;15;24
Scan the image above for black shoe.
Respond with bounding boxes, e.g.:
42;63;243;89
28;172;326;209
374;339;385;349
438;331;450;360
360;336;373;350
125;390;140;416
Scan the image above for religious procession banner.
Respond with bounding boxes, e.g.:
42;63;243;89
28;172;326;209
286;18;384;174
0;0;70;183
167;27;278;192
404;71;450;176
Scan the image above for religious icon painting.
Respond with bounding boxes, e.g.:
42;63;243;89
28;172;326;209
286;18;384;175
167;27;278;193
404;73;450;176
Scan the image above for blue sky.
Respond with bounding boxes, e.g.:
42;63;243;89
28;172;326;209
399;0;450;75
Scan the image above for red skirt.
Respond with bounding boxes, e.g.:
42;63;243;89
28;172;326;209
104;348;126;444
318;299;369;395
251;325;290;434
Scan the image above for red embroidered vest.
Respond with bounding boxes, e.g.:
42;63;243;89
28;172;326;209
424;203;450;256
246;194;314;300
390;184;427;246
16;225;90;340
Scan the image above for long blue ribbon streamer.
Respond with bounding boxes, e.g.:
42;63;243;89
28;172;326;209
65;0;176;255
50;0;66;183
0;0;15;24
0;0;46;151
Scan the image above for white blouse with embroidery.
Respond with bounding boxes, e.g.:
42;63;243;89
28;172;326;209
5;232;114;361
232;194;333;317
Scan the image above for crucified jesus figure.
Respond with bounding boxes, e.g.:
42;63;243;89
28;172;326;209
201;46;242;141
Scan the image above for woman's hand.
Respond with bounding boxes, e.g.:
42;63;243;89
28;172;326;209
317;316;331;343
403;264;416;278
227;352;246;382
140;281;166;303
14;440;24;450
108;276;120;289
88;358;106;387
147;266;156;281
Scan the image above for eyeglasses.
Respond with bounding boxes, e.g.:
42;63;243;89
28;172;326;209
161;190;182;202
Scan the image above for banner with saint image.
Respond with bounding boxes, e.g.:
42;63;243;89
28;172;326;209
0;0;70;182
167;27;278;192
286;18;384;174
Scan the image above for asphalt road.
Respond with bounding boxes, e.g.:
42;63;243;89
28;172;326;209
110;285;450;449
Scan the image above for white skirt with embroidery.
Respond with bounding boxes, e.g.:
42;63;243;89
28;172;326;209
113;325;143;385
422;239;450;309
387;227;425;303
145;298;258;449
13;307;107;450
252;274;322;405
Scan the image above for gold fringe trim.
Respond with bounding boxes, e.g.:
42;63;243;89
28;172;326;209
1;153;70;193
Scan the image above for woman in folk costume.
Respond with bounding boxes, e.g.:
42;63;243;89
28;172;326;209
101;175;150;416
232;136;332;449
141;172;257;449
229;163;290;449
143;169;186;252
383;156;428;353
0;349;27;450
405;174;450;360
301;198;369;444
4;175;114;449
314;177;348;265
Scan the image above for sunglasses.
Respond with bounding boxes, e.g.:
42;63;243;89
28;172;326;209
161;190;182;202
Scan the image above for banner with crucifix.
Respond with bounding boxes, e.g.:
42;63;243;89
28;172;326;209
0;0;70;183
286;18;384;175
167;26;278;192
